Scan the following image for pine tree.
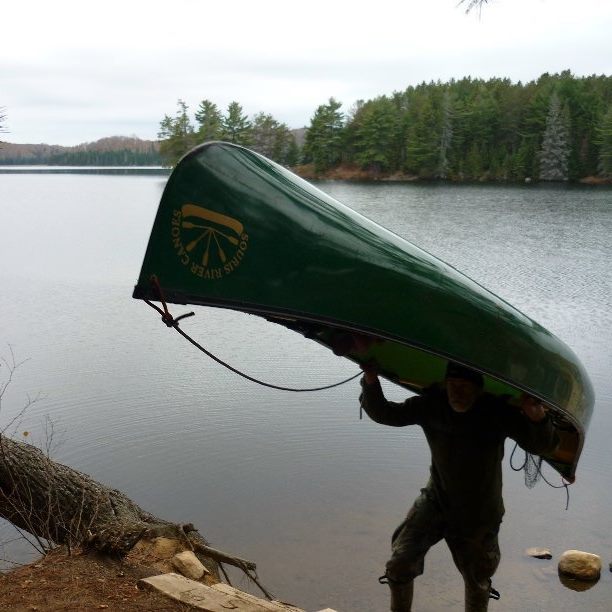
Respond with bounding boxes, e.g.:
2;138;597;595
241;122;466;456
195;100;223;142
272;127;295;166
404;91;442;177
351;97;399;172
222;102;252;146
284;135;299;167
447;95;473;179
464;85;500;178
157;99;196;167
303;98;345;172
251;113;280;158
595;106;612;178
464;143;483;180
248;112;295;165
437;91;454;179
539;92;571;181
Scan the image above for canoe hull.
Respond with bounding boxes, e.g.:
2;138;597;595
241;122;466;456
133;142;594;481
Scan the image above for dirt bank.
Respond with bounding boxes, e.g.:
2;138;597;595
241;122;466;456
0;546;195;611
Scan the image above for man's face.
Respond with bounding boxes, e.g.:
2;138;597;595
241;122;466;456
445;377;481;413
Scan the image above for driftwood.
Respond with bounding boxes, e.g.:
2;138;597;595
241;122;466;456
0;434;271;597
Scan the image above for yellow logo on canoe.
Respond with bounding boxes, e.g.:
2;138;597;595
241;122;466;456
171;204;248;280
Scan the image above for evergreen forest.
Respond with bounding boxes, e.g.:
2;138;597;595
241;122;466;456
19;148;161;166
157;100;299;169
0;136;161;166
160;72;612;182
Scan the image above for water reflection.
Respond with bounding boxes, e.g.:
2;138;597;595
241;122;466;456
0;173;611;610
558;572;600;592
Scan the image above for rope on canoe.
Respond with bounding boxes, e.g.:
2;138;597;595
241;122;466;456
144;276;362;393
510;442;571;509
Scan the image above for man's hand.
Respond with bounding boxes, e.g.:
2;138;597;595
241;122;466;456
520;394;548;423
360;361;379;385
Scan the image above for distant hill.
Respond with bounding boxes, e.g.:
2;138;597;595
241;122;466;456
0;136;162;166
0;133;307;166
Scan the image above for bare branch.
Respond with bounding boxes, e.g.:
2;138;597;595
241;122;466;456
0;346;30;405
0;347;45;438
458;0;489;14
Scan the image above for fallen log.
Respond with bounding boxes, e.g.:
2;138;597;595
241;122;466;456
0;434;269;596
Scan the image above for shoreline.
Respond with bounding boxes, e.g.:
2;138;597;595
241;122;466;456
1;161;611;185
291;163;612;186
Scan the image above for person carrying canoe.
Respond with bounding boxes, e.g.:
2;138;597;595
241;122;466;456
359;361;559;612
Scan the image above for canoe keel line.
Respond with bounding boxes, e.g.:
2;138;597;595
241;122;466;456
133;142;594;483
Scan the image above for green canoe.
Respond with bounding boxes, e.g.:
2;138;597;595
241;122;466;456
133;142;594;482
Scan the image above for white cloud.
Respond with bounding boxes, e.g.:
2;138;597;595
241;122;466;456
2;0;611;144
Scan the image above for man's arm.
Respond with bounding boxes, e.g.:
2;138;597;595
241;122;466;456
504;395;559;455
359;367;426;427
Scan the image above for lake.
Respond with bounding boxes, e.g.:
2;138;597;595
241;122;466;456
0;169;611;611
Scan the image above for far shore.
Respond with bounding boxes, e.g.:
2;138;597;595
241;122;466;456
1;160;611;185
292;163;612;185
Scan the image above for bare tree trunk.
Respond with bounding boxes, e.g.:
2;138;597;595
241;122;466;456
0;434;219;569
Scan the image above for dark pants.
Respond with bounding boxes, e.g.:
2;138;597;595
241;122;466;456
385;489;500;611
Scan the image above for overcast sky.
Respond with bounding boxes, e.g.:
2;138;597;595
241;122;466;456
3;0;612;145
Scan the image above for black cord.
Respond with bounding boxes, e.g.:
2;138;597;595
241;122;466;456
510;441;571;510
145;299;362;392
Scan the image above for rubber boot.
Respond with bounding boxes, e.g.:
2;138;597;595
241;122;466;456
464;583;489;612
389;580;414;612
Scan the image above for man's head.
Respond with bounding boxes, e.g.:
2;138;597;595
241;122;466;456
445;362;484;413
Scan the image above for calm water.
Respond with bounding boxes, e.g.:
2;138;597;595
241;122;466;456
0;171;611;611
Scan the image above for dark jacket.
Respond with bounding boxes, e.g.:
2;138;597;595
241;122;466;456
360;378;559;532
